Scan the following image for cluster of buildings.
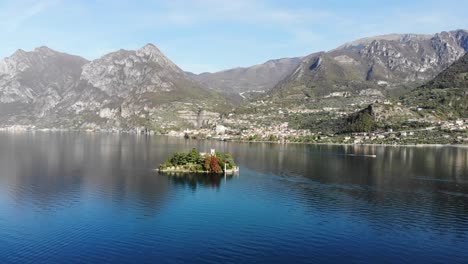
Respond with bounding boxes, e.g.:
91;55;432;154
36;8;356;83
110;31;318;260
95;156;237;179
440;119;467;131
347;131;416;144
238;122;312;141
347;119;467;144
175;122;312;142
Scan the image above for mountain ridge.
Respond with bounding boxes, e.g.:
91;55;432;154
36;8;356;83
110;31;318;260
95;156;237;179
190;56;302;98
1;29;467;132
268;29;468;107
0;44;226;130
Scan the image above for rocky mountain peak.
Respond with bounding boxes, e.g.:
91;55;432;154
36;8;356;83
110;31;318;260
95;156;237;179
139;43;160;53
10;49;27;57
0;43;221;128
4;46;87;66
433;30;468;45
80;44;187;97
1;47;65;76
33;46;57;55
136;43;182;73
0;46;88;112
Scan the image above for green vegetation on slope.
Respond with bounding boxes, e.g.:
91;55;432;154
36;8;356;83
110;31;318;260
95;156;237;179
402;88;467;118
342;106;376;133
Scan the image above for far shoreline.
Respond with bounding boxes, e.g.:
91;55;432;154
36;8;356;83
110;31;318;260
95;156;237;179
0;129;467;148
225;139;468;148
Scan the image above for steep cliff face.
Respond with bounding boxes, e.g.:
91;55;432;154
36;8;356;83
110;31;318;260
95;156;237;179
421;52;468;89
80;44;187;97
270;30;468;105
402;52;468;118
0;47;87;103
0;47;88;123
74;44;223;128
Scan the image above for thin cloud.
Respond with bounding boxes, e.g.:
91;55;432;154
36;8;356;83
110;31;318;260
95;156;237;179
0;0;59;32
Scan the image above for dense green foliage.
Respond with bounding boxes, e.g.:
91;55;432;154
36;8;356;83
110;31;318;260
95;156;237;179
343;112;376;133
289;112;343;133
159;148;235;173
402;88;468;118
291;105;377;133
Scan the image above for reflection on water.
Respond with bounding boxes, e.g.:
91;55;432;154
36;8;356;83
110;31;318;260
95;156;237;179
0;132;467;263
162;172;237;190
0;132;172;216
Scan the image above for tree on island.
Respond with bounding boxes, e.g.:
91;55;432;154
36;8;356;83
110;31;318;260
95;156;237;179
223;153;235;170
205;155;222;173
188;148;200;163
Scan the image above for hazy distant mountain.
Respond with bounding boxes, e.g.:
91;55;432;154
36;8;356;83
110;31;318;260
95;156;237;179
334;33;433;50
190;57;302;99
270;30;468;105
0;44;225;130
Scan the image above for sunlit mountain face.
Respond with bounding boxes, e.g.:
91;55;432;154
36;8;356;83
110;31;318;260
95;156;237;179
0;30;467;131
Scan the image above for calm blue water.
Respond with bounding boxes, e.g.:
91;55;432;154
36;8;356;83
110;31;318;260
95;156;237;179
0;132;467;263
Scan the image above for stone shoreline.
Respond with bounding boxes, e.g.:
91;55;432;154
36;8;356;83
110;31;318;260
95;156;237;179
158;166;240;174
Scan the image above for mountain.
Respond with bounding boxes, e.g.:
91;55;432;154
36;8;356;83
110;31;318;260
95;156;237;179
190;57;302;99
1;29;467;132
269;30;468;107
421;52;468;89
0;44;226;130
402;52;468;118
0;47;88;123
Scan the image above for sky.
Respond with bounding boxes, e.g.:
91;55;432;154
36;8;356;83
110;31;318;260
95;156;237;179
0;0;467;73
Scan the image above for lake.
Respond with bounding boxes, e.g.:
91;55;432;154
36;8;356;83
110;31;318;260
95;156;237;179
0;132;467;263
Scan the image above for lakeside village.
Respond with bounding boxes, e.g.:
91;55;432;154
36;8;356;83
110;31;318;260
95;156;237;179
0;116;468;145
158;148;239;174
1;119;467;145
168;119;468;145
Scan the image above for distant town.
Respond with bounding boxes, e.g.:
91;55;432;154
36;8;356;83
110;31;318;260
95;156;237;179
2;116;466;146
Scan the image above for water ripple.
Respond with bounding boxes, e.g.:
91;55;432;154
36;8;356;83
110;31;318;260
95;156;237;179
0;134;467;263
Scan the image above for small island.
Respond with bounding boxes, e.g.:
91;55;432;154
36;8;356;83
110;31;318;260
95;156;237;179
159;148;239;174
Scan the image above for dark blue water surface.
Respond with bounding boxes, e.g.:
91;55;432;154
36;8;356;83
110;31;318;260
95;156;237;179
0;132;468;263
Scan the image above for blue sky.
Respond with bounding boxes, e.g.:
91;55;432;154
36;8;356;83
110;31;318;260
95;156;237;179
1;0;467;73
